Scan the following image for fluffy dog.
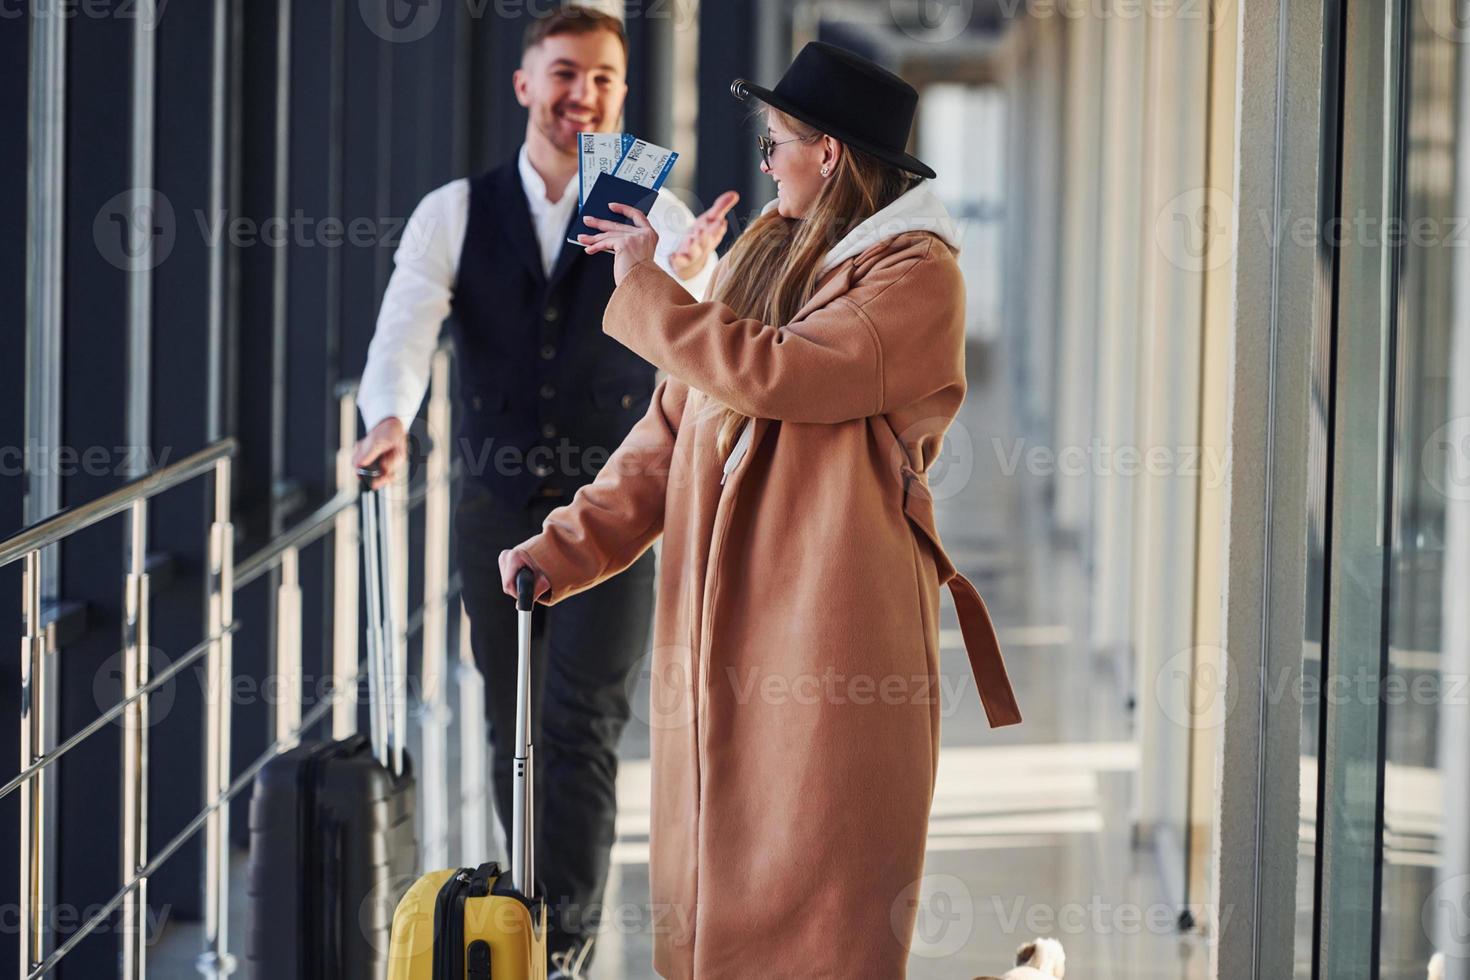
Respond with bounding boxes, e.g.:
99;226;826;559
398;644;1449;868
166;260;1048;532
974;937;1066;979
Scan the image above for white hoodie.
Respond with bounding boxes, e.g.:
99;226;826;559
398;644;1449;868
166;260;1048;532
720;182;962;478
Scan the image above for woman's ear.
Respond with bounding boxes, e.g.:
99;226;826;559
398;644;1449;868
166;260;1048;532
822;136;844;175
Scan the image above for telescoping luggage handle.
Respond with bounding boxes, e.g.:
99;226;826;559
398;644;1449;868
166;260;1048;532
512;567;537;899
357;465;406;777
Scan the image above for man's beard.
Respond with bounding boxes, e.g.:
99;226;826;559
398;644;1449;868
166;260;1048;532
537;107;590;155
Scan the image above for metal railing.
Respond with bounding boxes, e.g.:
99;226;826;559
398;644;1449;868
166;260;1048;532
5;341;488;978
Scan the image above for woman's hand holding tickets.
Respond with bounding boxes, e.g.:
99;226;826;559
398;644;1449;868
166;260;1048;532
579;202;660;284
579;191;739;286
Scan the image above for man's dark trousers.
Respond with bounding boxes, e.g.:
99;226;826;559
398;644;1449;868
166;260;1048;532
455;476;655;966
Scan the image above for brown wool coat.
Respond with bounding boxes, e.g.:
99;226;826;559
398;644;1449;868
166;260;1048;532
518;230;1021;979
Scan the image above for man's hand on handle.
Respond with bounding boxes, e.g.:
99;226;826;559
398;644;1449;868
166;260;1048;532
499;548;551;602
352;417;406;490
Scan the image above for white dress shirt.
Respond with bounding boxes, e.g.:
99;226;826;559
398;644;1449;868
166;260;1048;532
357;143;719;431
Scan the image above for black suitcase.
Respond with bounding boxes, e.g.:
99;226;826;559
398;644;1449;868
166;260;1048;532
244;469;419;978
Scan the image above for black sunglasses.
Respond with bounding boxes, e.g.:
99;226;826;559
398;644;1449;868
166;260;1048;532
756;133;802;168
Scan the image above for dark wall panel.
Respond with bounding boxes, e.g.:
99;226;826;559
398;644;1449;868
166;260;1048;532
286;0;342;729
696;0;761;249
468;2;531;174
1;11;31;977
338;5;393;383
148;0;218;924
56;6;135;974
228;0;287;844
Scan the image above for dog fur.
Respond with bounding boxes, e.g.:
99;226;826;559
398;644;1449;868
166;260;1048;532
974;937;1066;980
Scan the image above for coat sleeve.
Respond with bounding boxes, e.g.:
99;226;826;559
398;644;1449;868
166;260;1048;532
517;375;689;605
601;235;964;423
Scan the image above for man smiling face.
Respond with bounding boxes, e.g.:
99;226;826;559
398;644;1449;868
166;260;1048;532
514;24;629;158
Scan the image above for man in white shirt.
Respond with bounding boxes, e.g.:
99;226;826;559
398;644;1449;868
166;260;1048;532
351;8;734;975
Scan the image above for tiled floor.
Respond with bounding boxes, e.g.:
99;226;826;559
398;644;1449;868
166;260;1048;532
152;342;1212;978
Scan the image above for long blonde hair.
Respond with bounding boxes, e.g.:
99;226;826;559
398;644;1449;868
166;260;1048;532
703;108;917;459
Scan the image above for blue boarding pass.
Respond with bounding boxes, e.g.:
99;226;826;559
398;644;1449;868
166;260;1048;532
577;132;635;208
568;133;680;247
611;138;678;193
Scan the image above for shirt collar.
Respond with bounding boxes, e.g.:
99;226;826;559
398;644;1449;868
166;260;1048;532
517;143;578;213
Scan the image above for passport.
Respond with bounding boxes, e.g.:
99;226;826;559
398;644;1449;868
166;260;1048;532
567;173;662;247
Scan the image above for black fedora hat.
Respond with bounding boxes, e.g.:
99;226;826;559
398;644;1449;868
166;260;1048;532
731;41;936;180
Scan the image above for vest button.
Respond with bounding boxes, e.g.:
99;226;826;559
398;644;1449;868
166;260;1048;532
531;462;553;478
541;423;557;439
620;394;635;409
540;384;555;399
540;344;556;360
543;307;559;322
472;396;482;410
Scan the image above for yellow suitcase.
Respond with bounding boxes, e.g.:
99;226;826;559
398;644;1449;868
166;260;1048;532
387;568;549;979
386;862;547;980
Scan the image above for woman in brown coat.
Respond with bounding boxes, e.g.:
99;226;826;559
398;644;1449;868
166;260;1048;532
499;42;1022;979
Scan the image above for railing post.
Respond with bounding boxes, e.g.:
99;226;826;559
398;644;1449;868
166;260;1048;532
420;348;452;867
19;550;46;978
332;389;359;739
457;602;493;864
389;463;409;779
197;457;236;978
121;498;150;980
274;546;302;747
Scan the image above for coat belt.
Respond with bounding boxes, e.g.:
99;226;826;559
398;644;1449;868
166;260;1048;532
900;466;1023;728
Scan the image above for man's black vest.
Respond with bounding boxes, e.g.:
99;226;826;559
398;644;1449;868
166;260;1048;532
450;158;657;507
